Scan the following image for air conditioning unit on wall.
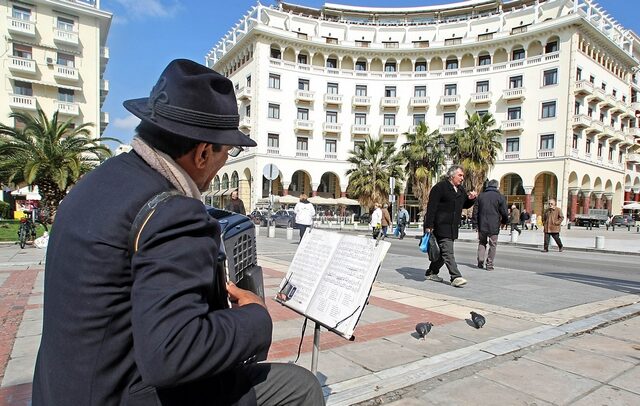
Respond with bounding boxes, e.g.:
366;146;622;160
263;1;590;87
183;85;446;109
46;57;53;65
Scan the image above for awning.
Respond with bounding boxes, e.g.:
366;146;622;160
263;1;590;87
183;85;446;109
9;76;82;91
308;196;337;205
276;195;300;204
336;197;360;206
212;189;225;197
11;191;41;200
221;189;234;196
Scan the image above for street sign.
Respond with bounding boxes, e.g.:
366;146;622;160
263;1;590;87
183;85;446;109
389;177;396;192
389;194;396;203
263;164;279;180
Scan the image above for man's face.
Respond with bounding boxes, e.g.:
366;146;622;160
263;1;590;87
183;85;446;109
451;169;464;186
548;201;556;209
231;191;238;200
200;145;231;192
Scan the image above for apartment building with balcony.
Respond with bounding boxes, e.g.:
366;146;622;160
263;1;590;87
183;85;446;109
1;0;112;139
207;0;640;219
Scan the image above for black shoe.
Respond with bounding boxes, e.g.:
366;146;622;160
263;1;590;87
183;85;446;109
477;262;484;269
541;249;549;252
559;247;564;252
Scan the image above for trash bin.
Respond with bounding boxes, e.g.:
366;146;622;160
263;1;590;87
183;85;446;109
595;236;605;249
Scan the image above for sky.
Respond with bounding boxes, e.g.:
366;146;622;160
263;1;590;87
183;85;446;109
99;0;636;146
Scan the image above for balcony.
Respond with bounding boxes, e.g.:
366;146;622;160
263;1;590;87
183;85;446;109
628;128;640;138
100;111;109;133
627;153;640;163
471;92;492;104
101;46;110;61
236;86;252;100
380;125;399;136
504;152;520;160
239;116;251;129
631;102;640;112
574;80;594;96
294;119;314;131
590;87;605;102
56;101;79;116
602;125;615;139
324;153;338;160
100;79;109;103
54;65;79;81
572;114;591;128
439;95;460;106
380;97;400;109
351;124;370;135
295;150;309;158
9;94;37;111
8;57;36;75
503;88;525;100
537;149;555;158
588;120;604;134
324;94;343;105
267;147;279;155
439;124;458;134
409;96;430;108
295;90;315;103
502;119;524;131
599;94;615;109
352;96;371;107
54;28;79;46
7;17;35;37
323;122;342;133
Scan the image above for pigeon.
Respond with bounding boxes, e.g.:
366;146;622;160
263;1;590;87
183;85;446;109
470;311;486;329
415;322;433;340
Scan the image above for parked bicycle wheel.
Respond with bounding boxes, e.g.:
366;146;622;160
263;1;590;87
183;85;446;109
18;224;28;249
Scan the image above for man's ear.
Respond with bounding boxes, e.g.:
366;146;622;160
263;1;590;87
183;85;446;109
194;143;210;169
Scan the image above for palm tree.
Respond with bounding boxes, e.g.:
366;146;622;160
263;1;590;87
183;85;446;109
346;135;404;208
449;112;502;192
401;122;447;211
0;108;119;219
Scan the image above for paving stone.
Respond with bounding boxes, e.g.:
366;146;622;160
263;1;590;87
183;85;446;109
331;338;425;372
524;344;636;382
8;335;40;358
357;304;406;324
15;319;42;338
382;331;475;356
370;288;415;301
597;317;640;343
385;399;424;406
273;350;370;386
393;296;447;310
560;332;640;363
478;358;600;404
571;385;640;406
438;319;514;344
609;366;640;395
271;318;314;342
1;356;35;387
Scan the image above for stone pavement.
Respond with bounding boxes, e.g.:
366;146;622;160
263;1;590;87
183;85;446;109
0;239;639;405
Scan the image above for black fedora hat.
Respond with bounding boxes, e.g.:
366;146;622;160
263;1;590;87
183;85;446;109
123;59;257;147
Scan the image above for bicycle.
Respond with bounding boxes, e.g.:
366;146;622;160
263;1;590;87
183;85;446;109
17;211;48;249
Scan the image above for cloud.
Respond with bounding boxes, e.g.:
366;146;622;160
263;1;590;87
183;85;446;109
113;114;140;133
110;0;182;20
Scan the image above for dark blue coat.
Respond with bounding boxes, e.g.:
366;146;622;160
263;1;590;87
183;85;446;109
472;186;509;235
32;151;272;406
423;179;475;239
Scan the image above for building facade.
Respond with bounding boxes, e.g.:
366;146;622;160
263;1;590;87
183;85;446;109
207;0;640;220
1;0;112;139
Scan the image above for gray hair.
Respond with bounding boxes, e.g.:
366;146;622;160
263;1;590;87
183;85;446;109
487;179;499;188
446;165;464;179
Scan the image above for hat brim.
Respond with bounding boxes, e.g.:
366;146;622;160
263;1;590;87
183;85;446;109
123;98;257;147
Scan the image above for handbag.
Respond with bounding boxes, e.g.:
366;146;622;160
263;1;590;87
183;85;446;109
428;234;441;262
393;226;400;237
419;232;430;253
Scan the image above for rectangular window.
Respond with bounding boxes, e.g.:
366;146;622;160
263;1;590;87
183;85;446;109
12;5;31;20
298;79;309;90
443;113;456;125
601;82;606;91
355;61;367;71
57;17;74;32
507;107;521;120
13;44;32;59
589;75;595;84
298;54;308;64
444;37;462;46
297;32;308;40
58;88;74;102
573;134;578;149
384;114;396;126
14;80;32;96
444;84;457;95
355;85;367;96
512;48;525;60
575;101;580;115
543;69;558;86
57;52;75;67
268;103;280;119
246;75;251;87
477;110;488;117
385;86;397;97
326;58;337;68
413;114;425;125
354;141;365;153
325;37;338;45
446;59;458;70
597;142;603;157
327;82;338;94
297;108;309;120
355;41;370;48
414;86;426;97
268;73;280;89
297;137;308;151
355;113;367;125
613;89;617;97
326;111;337;123
545;41;558;53
413;40;430;48
576;67;582;80
383;41;399;48
478;54;491;65
384;62;396;72
245;105;251;117
270;48;281;59
476;80;489;93
325;139;337;153
608;147;614;160
540;134;554;150
506;138;520;152
267;133;279;148
415;61;427;71
588;107;593;117
541;101;556;119
509;75;523;89
586;139;591;154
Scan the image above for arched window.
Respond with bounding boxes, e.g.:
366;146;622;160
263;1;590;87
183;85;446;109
231;172;239;188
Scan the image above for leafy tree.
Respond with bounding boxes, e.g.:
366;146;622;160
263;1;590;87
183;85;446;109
0;108;118;220
401;122;447;211
449;112;502;192
346;135;404;208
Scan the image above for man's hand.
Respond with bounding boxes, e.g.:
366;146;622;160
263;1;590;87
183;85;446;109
424;227;432;234
468;191;478;199
227;282;267;310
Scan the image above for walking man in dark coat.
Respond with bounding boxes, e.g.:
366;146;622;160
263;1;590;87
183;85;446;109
423;165;477;287
32;59;324;406
472;179;509;270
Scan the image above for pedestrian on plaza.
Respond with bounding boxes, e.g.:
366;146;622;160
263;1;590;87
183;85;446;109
32;59;324;406
520;208;530;230
381;203;392;239
472;179;508;271
530;212;539;230
509;204;522;235
502;207;510;230
370;202;383;239
542;198;564;252
224;189;246;215
397;205;410;240
423;165;477;288
294;193;315;241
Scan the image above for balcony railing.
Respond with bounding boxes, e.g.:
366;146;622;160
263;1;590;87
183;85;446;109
324;94;343;105
590;87;606;102
409;96;430;107
380;97;400;108
56;101;79;116
8;17;35;36
380;125;399;135
54;65;79;81
324;153;337;160
239;117;251;128
537;149;554;158
439;124;458;134
323;122;342;133
589;121;604;133
504;152;520;160
503;119;524;131
295;90;315;102
296;150;309;158
352;96;371;107
503;88;525;100
574;80;594;95
9;94;37;110
439;95;460;106
351;124;370;135
236;86;252;100
627;153;640;163
267;147;279;154
54;28;79;45
471;92;492;104
628;128;640;138
8;57;36;74
572;114;591;128
294;119;314;131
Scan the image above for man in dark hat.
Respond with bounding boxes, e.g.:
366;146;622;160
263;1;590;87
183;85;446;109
32;59;324;406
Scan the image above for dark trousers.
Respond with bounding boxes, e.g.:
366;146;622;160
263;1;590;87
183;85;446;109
427;236;462;281
544;232;563;250
510;223;521;234
297;224;310;241
477;232;499;268
398;223;406;239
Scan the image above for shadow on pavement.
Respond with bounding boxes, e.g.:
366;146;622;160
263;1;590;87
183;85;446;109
395;267;426;282
542;272;640;294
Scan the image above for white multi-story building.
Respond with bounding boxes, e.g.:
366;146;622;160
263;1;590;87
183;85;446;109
1;0;112;139
207;0;640;220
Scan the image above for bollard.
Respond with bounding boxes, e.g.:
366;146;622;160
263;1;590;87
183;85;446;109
567;222;571;230
628;225;631;231
353;223;358;231
268;225;275;238
595;235;605;249
339;221;344;230
510;229;519;243
286;227;293;240
255;224;260;237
